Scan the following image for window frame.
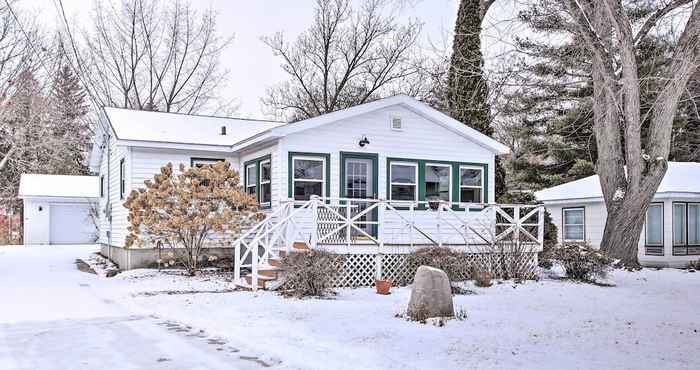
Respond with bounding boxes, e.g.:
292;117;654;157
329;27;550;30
645;202;665;256
672;201;700;256
424;162;452;203
389;161;419;202
245;163;257;196
287;152;330;202
259;159;272;207
562;207;586;242
243;154;272;208
119;158;126;200
458;165;484;204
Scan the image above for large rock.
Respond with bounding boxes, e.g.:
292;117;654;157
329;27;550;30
407;265;454;320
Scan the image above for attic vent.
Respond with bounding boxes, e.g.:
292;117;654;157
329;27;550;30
220;126;227;135
391;117;402;131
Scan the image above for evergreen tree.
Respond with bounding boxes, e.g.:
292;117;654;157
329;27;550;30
446;0;506;200
49;64;90;174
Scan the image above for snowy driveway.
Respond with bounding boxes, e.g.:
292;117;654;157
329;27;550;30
0;245;260;370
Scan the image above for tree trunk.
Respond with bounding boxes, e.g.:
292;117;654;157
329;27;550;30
600;197;650;267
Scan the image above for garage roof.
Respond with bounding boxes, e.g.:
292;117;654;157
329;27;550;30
18;174;100;198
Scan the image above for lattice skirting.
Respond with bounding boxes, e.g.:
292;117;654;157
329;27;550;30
329;252;539;288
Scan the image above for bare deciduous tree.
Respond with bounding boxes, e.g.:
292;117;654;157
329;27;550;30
564;0;700;265
262;0;423;121
72;0;234;114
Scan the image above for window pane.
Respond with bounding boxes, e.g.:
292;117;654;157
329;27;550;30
391;164;416;184
261;161;271;182
564;225;584;241
246;165;257;186
689;204;700;245
294;159;323;180
673;203;687;245
294;181;322;201
564;209;584;225
261;183;271;203
646;205;663;245
391;184;416;201
460;168;482;187
460;188;481;203
425;165;450;201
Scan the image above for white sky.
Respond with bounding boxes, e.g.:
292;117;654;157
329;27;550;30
18;0;519;119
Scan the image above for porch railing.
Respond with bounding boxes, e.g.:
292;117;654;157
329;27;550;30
233;196;545;290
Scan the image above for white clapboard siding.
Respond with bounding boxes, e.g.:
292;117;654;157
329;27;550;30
278;104;496;203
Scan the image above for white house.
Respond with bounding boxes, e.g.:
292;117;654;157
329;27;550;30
535;162;700;268
90;95;545;286
18;174;100;245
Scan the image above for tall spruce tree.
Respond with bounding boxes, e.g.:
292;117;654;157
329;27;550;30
446;0;506;199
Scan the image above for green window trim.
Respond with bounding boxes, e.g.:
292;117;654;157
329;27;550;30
386;157;489;210
243;154;272;209
288;152;331;205
340;152;379;199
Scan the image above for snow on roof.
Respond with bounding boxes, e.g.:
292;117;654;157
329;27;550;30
535;162;700;202
18;174;100;198
103;107;285;146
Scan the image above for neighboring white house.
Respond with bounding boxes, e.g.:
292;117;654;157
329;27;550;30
535;162;700;268
89;95;545;286
18;174;100;245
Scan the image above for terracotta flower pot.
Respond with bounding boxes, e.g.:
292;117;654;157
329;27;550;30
375;279;392;295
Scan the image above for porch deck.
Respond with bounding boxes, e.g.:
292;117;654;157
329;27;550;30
233;196;545;290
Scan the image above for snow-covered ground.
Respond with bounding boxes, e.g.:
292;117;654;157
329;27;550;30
2;245;699;370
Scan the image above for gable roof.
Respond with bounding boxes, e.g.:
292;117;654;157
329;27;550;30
19;174;100;198
102;107;285;147
233;95;510;154
535;162;700;202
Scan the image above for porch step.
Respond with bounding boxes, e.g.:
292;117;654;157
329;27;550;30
293;242;310;250
268;257;283;267
243;273;276;289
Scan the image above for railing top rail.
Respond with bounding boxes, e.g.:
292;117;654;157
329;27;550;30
280;196;543;209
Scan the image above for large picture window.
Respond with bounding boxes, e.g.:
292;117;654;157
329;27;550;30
425;163;451;202
389;162;418;201
672;202;700;256
292;156;326;201
645;203;664;256
563;207;585;241
459;166;483;203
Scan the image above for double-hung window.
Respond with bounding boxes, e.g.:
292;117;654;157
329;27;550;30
673;202;700;255
389;162;418;201
459;166;483;203
645;203;664;255
562;207;585;242
245;163;257;196
425;163;451;202
260;160;271;205
119;158;126;199
292;156;326;201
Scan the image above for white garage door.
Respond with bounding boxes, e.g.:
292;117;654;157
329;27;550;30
49;204;95;244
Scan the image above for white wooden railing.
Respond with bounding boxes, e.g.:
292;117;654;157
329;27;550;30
233;196;544;290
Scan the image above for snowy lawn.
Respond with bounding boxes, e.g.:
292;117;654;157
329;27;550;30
110;266;700;370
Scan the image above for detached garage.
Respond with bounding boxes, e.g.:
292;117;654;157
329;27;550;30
18;174;100;245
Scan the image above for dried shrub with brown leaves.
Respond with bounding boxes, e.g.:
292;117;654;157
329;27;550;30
279;250;341;298
124;161;262;275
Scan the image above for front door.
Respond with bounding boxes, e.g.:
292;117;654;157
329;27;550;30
342;154;378;238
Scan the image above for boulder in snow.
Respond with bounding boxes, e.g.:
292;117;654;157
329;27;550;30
407;266;454;320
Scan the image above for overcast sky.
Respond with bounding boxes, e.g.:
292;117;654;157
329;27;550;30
18;0;519;119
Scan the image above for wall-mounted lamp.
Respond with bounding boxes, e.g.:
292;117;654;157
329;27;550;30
359;136;370;147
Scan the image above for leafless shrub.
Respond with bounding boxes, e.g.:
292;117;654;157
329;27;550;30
279;250;341;298
551;243;612;283
687;259;700;271
406;247;464;283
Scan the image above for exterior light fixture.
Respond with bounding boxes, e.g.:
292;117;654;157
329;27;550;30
359;136;370;147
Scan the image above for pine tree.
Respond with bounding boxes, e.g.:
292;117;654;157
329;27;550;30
446;0;506;200
49;64;89;175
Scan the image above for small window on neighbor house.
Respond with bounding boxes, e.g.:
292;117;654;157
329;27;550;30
672;202;700;256
292;156;325;201
260;160;271;205
688;204;700;245
563;207;585;242
673;203;687;246
389;162;418;201
645;204;663;246
119;158;126;199
425;163;451;202
459;166;483;203
245;163;257;197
